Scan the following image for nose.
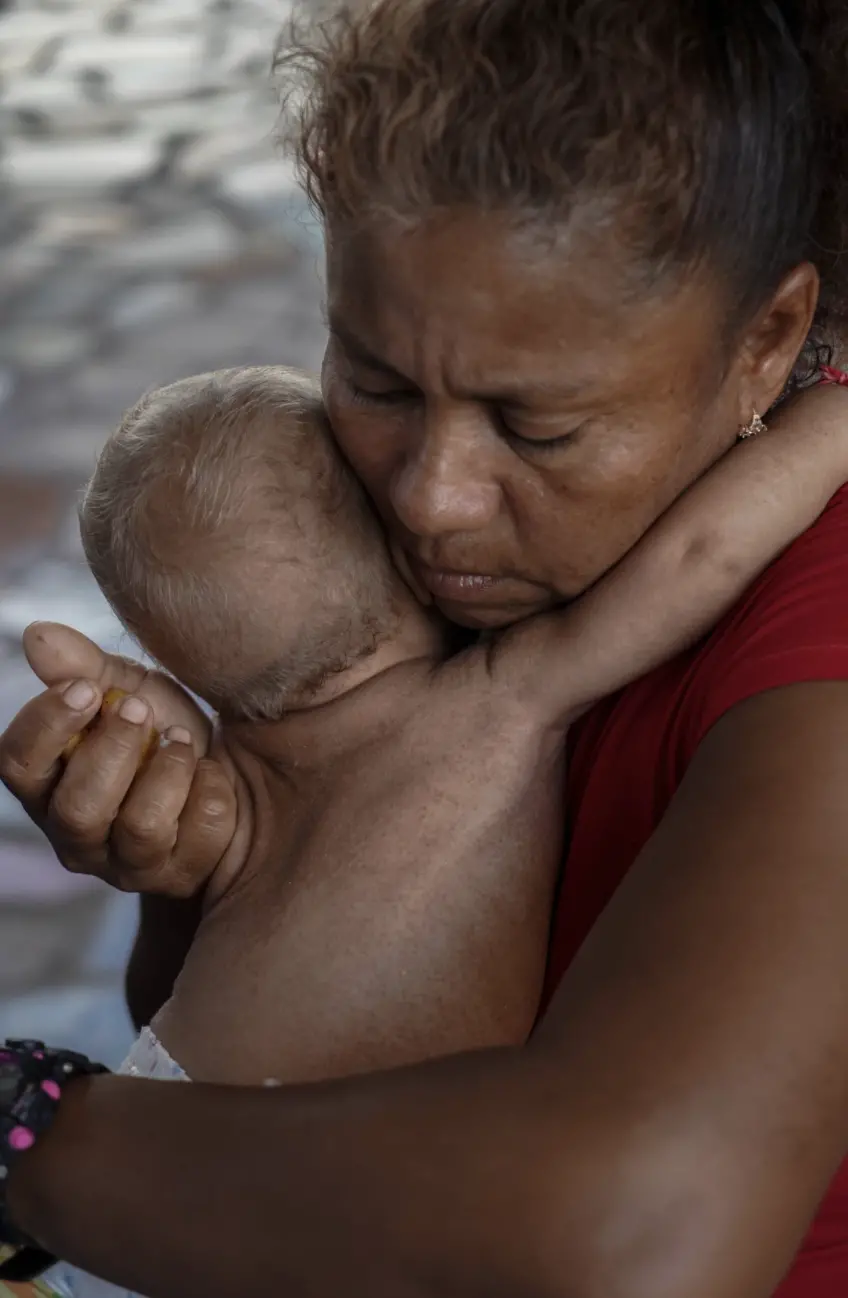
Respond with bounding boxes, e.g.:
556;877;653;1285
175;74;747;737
389;407;501;539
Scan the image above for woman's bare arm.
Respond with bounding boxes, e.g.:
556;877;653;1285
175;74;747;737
10;680;848;1298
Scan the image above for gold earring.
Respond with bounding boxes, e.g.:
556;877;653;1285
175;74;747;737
739;411;766;440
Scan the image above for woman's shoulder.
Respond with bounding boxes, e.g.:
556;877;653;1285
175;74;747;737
561;480;848;974
678;480;848;750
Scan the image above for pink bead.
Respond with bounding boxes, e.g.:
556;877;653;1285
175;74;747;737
820;365;848;387
8;1127;35;1152
41;1080;61;1100
32;1051;44;1060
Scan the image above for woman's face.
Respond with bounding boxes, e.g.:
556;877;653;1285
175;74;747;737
322;213;748;629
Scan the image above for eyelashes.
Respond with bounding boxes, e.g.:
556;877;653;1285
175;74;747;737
343;379;582;453
492;407;581;451
346;381;416;408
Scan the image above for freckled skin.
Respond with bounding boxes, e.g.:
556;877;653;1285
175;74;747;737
323;213;744;627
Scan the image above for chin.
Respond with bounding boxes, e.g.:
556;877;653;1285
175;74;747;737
433;599;551;630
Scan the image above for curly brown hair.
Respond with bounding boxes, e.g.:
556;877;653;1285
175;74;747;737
276;0;848;386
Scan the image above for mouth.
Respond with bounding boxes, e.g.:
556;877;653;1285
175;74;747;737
405;555;544;609
417;567;506;601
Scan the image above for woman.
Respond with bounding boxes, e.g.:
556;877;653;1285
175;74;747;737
2;1;848;1295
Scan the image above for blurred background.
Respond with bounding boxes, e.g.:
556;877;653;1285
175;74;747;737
0;0;326;1066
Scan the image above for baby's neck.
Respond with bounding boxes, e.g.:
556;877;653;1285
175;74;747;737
220;604;451;775
317;613;448;703
295;599;450;710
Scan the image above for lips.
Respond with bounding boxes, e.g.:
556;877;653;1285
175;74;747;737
408;558;514;605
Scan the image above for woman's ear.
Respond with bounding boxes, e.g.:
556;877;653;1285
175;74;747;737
736;262;820;421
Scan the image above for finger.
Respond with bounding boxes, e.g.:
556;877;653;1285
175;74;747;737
110;728;199;877
25;624;212;756
47;695;157;858
131;674;212;757
24;623;145;693
0;680;103;818
142;758;238;899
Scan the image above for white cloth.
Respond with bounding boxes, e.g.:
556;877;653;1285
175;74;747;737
43;1029;189;1298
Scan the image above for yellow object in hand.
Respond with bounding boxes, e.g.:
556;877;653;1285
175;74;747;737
62;687;159;764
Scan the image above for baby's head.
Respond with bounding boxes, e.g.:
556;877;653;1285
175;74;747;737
81;366;416;719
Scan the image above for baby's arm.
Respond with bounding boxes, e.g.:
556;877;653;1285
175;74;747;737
492;384;848;725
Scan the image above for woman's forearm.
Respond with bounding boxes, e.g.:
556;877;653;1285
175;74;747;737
8;1049;566;1298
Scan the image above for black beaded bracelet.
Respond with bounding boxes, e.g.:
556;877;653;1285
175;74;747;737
0;1039;108;1281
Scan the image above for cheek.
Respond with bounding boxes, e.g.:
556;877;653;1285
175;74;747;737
322;376;396;494
532;420;703;592
571;411;689;491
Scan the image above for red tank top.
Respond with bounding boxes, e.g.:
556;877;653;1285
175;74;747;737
544;483;848;1296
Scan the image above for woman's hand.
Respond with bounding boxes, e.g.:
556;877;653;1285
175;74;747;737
0;623;236;897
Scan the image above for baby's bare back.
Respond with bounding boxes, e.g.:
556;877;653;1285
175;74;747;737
154;655;566;1085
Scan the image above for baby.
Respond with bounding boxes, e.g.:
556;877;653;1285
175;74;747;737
67;365;846;1091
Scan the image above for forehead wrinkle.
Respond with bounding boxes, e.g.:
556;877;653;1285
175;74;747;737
329;219;725;411
335;310;631;407
332;283;646;409
331;307;594;405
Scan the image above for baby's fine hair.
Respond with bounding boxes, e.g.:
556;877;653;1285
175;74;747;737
80;366;399;720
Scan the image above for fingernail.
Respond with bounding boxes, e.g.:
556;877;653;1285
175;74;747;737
119;697;148;725
63;681;96;711
164;726;192;746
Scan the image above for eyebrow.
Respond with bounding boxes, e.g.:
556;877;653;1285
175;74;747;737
329;317;594;406
329;320;407;378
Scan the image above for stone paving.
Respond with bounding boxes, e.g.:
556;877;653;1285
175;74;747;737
0;0;327;1064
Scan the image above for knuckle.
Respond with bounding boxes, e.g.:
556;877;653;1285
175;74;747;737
162;873;196;900
193;764;234;830
161;741;194;766
0;731;52;793
48;791;103;841
160;753;192;780
101;727;145;759
198;795;232;829
0;745;29;791
119;806;172;847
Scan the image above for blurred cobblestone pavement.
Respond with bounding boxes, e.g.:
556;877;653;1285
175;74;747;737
0;0;327;1063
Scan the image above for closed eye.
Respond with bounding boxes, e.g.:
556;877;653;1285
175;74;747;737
346;379;419;407
493;406;582;451
345;375;580;446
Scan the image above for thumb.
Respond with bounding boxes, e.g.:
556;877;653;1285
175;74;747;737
24;622;212;756
24;622;116;687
